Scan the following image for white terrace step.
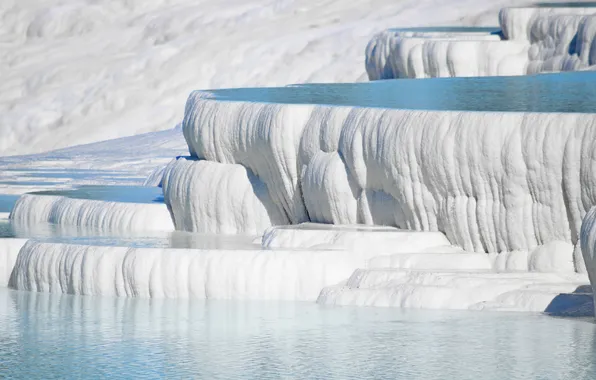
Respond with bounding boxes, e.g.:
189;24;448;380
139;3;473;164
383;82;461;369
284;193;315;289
317;268;589;313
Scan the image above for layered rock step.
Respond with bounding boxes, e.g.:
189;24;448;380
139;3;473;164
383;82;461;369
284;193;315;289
366;3;596;79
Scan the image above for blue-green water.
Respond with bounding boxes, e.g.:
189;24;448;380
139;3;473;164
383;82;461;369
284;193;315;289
388;26;501;33
0;194;18;212
0;288;594;379
533;2;596;8
0;186;163;215
29;185;164;204
206;72;596;113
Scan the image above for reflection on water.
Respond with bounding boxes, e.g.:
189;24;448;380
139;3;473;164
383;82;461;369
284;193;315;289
0;220;259;249
0;194;18;212
389;26;501;34
209;72;596;113
30;185;165;204
533;2;596;7
0;288;595;379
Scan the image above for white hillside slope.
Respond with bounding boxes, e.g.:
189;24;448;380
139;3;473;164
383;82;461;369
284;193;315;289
0;0;518;156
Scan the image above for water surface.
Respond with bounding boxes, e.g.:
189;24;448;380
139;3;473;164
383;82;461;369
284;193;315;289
206;72;596;113
533;2;596;7
0;288;594;379
389;26;500;33
0;220;258;249
30;185;164;204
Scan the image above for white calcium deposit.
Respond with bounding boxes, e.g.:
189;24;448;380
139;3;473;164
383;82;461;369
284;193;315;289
7;237;588;312
1;0;513;155
9;240;384;300
499;6;596;41
169;93;596;274
10;194;174;232
0;238;27;287
366;7;596;79
317;269;586;311
580;206;596;315
162;157;289;234
260;223;451;253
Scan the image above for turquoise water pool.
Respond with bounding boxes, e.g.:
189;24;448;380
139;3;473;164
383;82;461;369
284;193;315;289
533;2;596;7
206;72;596;113
388;26;501;33
0;288;594;379
30;185;164;204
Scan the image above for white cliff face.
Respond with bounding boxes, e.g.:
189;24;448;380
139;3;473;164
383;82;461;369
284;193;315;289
174;93;596;275
365;31;528;80
162;157;289;235
366;7;596;80
261;224;452;253
317;269;586;310
2;0;514;156
10;194;174;232
364;29;503;80
0;239;27;287
580;206;596;314
499;6;596;41
8;240;383;300
7;237;587;312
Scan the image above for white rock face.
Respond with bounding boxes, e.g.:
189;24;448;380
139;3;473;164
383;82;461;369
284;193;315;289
366;8;596;80
0;239;27;287
366;34;527;80
10;194;174;232
365;29;502;80
580;206;596;314
162;157;289;234
499;6;596;41
2;0;512;155
9;241;381;300
261;223;451;253
317;269;586;311
174;95;596;275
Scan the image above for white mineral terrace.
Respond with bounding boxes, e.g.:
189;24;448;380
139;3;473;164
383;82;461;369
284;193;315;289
366;4;596;79
3;3;596;317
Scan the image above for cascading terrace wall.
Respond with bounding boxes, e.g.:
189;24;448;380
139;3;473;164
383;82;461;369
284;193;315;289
366;7;596;80
163;92;596;273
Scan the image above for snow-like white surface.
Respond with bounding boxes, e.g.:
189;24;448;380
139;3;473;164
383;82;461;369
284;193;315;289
499;5;596;41
179;94;596;273
0;0;520;156
317;268;587;311
0;126;187;195
580;206;596;315
10;194;174;232
0;239;27;287
162;157;289;234
8;238;588;312
9;240;380;300
2;1;595;315
261;223;451;253
367;37;528;79
366;7;596;80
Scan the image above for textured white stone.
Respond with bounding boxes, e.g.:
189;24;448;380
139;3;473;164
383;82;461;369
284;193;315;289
176;95;596;276
365;29;502;80
10;194;174;232
261;223;451;253
0;239;28;287
317;268;587;311
366;9;596;80
162;157;289;235
499;6;596;41
580;206;596;315
9;241;380;300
